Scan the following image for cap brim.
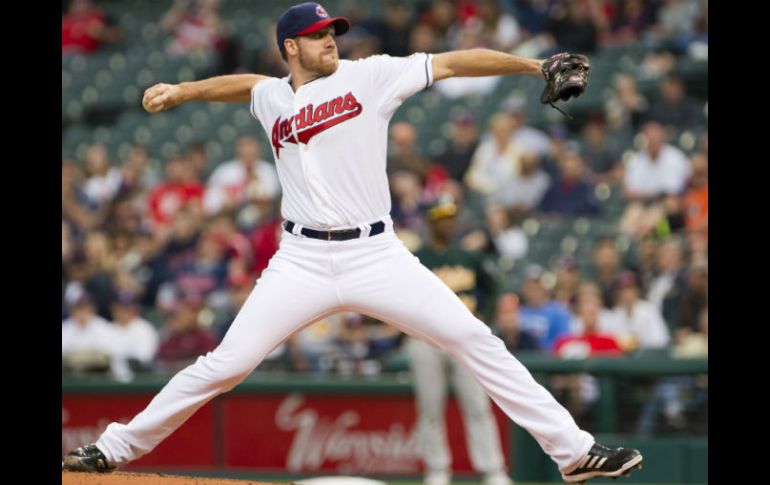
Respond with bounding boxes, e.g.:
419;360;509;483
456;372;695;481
297;16;350;37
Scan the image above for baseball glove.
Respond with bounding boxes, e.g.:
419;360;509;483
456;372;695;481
540;53;591;119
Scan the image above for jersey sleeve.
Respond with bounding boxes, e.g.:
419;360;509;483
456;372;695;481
359;53;434;118
249;78;275;126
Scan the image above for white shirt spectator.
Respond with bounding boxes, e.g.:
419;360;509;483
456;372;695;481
495;168;550;209
493;227;528;259
512;126;551;158
605;299;671;349
624;144;692;197
62;315;116;355
433;75;501;99
492;14;522;51
646;272;677;311
203;159;281;215
83;167;123;206
111;317;160;364
465;135;522;194
570;308;617;335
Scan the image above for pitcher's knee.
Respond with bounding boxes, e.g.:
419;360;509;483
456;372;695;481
438;319;492;351
188;351;257;387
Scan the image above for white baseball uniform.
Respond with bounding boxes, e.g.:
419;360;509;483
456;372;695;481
95;53;593;472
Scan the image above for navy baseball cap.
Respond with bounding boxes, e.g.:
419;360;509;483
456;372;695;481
276;3;350;51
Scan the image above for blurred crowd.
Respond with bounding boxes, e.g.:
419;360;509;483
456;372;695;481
63;0;707;434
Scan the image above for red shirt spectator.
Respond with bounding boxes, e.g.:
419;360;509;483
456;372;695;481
147;157;204;227
156;297;218;372
554;287;625;358
248;218;282;276
62;0;119;54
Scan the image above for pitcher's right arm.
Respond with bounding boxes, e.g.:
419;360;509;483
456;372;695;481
142;74;270;113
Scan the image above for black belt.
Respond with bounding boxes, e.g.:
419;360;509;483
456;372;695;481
284;220;386;241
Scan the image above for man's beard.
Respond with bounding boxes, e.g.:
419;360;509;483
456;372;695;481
297;45;338;76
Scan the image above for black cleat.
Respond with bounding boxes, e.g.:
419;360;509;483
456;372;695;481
562;442;643;483
62;444;117;473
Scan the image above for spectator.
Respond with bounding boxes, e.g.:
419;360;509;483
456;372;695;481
468;117;550;215
62;291;116;374
655;0;704;50
82;143;122;208
646;238;687;334
62;0;121;55
578;114;623;185
567;283;619;340
506;99;551;158
63;159;105;232
682;152;708;241
673;306;707;357
63;251;115;321
162;0;226;57
606;271;670;350
537;151;600;217
408;22;441;54
118;144;161;198
433;20;502;98
484;205;528;260
83;230;117;275
587;237;623;309
109;292;160;373
551;256;582;310
387;121;433;177
434;109;480;182
542;0;598;54
150;208;202;305
250;23;290;78
247;217;282;276
173;231;228;304
519;265;573;351
674;260;708;340
390;170;428;238
636;307;706;437
502;152;551;215
605;74;649;134
475;0;522;52
646;73;705;134
185;142;211;180
287;315;346;373
376;0;414;57
203;136;281;216
612;0;657;43
156;294;218;373
620;122;692;238
551;286;624;426
420;0;458;42
465;113;522;196
492;293;541;352
147;156;204;229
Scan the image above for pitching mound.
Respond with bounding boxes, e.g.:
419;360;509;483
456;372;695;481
62;471;295;485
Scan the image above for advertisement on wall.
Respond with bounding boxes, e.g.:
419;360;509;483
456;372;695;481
62;392;510;475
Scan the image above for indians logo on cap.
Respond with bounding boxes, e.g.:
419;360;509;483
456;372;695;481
315;5;329;18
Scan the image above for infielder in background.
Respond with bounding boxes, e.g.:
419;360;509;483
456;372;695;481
63;3;643;483
407;198;510;485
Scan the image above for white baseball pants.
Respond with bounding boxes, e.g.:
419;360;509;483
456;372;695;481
96;219;593;471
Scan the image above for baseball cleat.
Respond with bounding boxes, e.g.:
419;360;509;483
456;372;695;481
561;442;643;483
62;444;117;473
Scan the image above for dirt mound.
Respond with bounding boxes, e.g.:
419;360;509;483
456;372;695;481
62;471;295;485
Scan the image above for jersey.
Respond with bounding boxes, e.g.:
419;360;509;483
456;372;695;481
415;244;499;321
249;53;434;229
